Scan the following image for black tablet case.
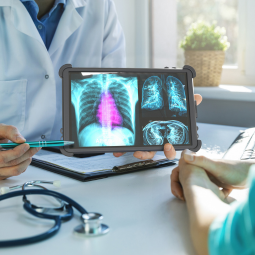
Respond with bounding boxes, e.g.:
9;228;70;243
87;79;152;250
59;65;202;157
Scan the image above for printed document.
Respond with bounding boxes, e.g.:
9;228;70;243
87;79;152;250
33;150;167;174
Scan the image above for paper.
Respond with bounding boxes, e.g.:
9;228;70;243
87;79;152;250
33;150;167;174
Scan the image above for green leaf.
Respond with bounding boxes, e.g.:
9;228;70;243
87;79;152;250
179;21;230;51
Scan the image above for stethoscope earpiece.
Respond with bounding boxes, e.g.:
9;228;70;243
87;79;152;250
74;213;110;237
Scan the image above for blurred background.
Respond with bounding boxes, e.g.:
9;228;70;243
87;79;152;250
177;0;238;67
113;0;255;127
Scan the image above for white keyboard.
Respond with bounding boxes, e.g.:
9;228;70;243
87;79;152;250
223;128;255;160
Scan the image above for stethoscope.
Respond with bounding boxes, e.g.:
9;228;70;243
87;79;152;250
0;180;109;247
1;180;68;214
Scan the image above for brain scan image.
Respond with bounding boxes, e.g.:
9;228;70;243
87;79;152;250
143;120;189;145
141;76;164;110
166;76;187;116
71;74;138;147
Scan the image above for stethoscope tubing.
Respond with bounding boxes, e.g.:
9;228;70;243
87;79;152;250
23;202;74;222
0;189;88;247
22;184;68;216
0;189;88;215
0;217;61;248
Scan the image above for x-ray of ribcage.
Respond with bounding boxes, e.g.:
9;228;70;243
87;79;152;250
141;76;164;110
166;76;187;116
143;121;189;145
71;74;138;147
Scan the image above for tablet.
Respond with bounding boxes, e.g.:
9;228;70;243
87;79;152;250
59;64;201;156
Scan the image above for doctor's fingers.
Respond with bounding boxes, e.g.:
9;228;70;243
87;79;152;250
113;152;126;157
170;167;184;201
164;143;176;160
0;144;37;167
194;94;202;106
114;151;157;160
3;147;41;168
0;124;26;143
133;143;177;160
133;151;157;160
0;158;32;180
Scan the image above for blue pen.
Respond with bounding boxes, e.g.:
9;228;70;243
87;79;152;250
0;140;74;149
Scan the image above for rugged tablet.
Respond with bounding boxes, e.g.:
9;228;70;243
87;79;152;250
59;64;201;156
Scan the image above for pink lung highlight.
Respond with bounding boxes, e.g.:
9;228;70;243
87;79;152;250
96;92;123;127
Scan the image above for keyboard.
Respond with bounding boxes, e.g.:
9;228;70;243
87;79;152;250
223;128;255;161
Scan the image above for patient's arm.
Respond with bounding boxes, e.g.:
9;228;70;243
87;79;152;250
179;159;255;255
171;150;253;201
177;159;231;255
183;175;230;255
183;150;253;189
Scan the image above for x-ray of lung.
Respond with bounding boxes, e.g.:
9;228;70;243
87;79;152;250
141;76;164;110
143;120;189;145
166;76;187;116
141;75;187;117
71;74;138;147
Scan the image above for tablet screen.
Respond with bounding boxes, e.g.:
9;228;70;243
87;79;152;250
70;72;191;148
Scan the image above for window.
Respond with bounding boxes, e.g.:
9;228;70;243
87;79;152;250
177;0;238;67
114;0;151;68
114;0;255;85
221;0;255;85
176;0;255;86
114;0;177;69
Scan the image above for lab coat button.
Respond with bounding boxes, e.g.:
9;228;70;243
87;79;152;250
41;135;45;139
45;75;49;79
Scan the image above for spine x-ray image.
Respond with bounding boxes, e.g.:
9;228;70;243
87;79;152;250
141;75;187;116
143;120;189;145
71;74;138;147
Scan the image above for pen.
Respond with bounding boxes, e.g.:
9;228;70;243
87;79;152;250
0;140;74;149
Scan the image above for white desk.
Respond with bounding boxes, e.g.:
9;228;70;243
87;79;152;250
0;123;248;255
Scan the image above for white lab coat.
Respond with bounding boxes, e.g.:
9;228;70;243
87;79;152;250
0;0;126;141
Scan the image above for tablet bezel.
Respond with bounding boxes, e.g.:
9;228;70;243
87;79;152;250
61;66;201;155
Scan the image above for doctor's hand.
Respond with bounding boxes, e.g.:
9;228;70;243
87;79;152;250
0;124;41;180
113;94;202;160
171;150;253;201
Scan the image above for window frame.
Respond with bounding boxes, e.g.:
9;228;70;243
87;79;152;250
221;0;255;86
150;0;177;68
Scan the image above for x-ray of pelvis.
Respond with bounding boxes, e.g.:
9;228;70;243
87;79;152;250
71;74;138;147
141;76;187;116
143;121;189;145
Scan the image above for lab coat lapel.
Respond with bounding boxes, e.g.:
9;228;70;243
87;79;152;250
0;0;45;47
48;0;85;56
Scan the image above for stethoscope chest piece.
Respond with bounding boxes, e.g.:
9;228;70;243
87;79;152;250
74;213;110;237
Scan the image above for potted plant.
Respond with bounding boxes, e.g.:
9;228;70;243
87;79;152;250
180;21;230;87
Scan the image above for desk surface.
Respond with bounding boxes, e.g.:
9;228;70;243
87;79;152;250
0;123;248;255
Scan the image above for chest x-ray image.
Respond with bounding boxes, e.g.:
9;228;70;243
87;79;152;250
141;76;164;110
141;75;187;116
143;120;189;145
71;74;138;147
166;76;187;116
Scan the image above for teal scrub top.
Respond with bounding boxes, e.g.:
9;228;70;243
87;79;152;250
209;165;255;255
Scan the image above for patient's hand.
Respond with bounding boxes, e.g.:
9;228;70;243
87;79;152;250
177;153;230;201
113;94;203;160
171;149;253;201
